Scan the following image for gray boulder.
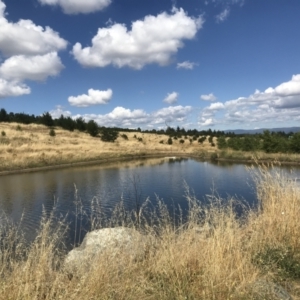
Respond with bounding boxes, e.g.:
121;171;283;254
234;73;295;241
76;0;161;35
64;227;147;273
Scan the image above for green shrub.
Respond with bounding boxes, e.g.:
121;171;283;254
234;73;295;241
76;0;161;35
86;120;99;137
49;129;56;137
198;136;206;144
159;140;164;144
167;137;173;145
179;139;184;144
138;137;143;142
1;130;5;136
100;128;119;142
16;125;22;131
121;134;128;140
217;136;227;149
252;245;300;279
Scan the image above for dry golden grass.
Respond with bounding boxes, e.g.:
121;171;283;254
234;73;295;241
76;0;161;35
1;165;300;299
0;122;216;172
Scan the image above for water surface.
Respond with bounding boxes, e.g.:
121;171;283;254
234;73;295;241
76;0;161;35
0;157;298;246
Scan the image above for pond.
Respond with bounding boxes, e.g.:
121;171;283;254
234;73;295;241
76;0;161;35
0;157;298;248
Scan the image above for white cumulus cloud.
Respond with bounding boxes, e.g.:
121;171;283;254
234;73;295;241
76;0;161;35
274;74;300;96
199;118;215;126
49;105;72;119
54;105;192;128
72;7;204;69
207;102;225;110
152;105;192;125
0;79;30;98
163;92;178;104
198;74;300;127
176;61;197;70
0;52;64;82
0;0;67;99
38;0;112;15
68;88;113;107
200;93;217;101
0;1;67;57
83;107;150;127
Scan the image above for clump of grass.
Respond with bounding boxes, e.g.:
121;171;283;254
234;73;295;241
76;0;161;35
0;164;300;299
252;245;300;280
1;130;5;136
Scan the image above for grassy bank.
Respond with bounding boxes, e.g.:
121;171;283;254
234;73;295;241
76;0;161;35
1;165;300;299
0;122;217;173
2;122;300;175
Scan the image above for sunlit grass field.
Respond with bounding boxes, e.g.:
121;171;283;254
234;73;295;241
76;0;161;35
1;165;300;299
0;122;216;173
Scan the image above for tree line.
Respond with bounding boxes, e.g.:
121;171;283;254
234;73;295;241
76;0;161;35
0;108;227;139
217;130;300;153
0;108;120;142
2;108;299;152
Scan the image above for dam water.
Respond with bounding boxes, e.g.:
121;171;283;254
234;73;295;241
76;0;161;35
0;157;298;247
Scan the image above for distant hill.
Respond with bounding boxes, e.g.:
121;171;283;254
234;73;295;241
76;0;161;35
225;127;300;135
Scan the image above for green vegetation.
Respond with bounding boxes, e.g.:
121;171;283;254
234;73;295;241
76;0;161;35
252;245;300;280
198;136;206;144
40;112;54;127
86;120;98;137
99;127;119;142
0;108;227;137
49;128;56;137
217;130;300;155
120;133;128;140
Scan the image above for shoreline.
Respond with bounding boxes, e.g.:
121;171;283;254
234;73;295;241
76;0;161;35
0;152;194;176
1;150;300;176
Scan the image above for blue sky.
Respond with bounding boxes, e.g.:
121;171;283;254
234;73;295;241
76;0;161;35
0;0;299;130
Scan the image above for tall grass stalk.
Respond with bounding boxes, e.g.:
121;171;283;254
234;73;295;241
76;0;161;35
1;164;300;299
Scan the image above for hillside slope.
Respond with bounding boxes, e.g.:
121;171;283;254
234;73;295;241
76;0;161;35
0;123;216;172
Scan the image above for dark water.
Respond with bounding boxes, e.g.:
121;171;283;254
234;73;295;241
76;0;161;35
0;157;298;247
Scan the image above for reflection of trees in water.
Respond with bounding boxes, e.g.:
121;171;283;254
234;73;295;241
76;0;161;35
167;157;188;164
